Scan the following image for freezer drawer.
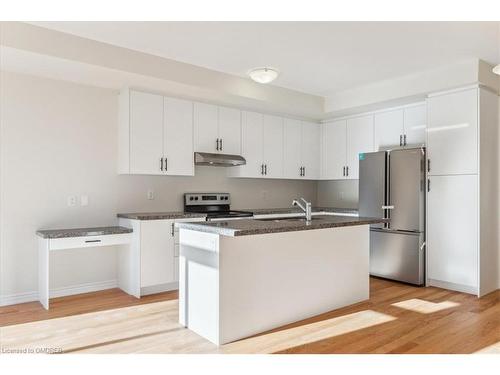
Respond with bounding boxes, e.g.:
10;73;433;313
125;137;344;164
370;229;424;285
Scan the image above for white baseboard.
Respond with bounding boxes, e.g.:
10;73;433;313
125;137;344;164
428;278;478;296
0;279;118;307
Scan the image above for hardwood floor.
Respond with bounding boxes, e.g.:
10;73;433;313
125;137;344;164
0;278;498;354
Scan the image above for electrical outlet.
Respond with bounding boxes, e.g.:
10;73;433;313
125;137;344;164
67;196;77;207
80;195;89;207
147;189;154;200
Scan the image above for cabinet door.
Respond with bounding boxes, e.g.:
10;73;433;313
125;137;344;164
346;115;374;179
374;109;404;150
283;118;302;178
322;120;346;180
140;220;175;287
129;91;164;174
194;102;218;153
427;175;478;291
301;121;321;179
404;104;426;145
218;107;241;155
163;97;194;176
263;115;284;178
427;88;478;175
238;111;264;177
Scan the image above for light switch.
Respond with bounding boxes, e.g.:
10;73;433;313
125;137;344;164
80;195;89;206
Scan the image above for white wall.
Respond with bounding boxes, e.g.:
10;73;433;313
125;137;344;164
0;71;317;302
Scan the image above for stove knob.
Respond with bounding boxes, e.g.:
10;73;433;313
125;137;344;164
189;197;194;201
195;197;199;200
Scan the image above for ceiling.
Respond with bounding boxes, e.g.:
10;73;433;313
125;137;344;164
30;22;500;97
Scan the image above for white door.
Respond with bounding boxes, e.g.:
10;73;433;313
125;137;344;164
322;120;346;180
427;88;478;175
140;220;175;287
404;104;426;145
346;115;374;179
301;121;320;179
283;118;302;178
263;115;284;178
218;106;241;155
163;97;194;176
374;109;404;150
129;91;164;174
427;174;478;292
194;102;218;153
238;111;264;177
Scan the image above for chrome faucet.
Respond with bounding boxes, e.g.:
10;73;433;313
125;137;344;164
292;198;312;221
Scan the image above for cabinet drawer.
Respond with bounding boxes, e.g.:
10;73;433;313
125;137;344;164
49;233;132;251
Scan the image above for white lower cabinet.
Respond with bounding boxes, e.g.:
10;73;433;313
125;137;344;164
427;174;478;292
119;217;205;295
140;220;176;287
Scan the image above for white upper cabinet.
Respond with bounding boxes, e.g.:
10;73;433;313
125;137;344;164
283;118;302;178
345;115;374;179
128;91;164;175
218;107;241;155
194;103;241;155
262;115;284;178
301;122;321;179
321;120;347;180
374;109;404;150
236;111;264;178
194;102;219;153
427;88;478;175
163;97;194;176
404;104;426;145
119;89;194;176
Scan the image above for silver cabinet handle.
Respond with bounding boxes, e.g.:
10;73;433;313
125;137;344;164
164;157;168;172
342;166;345;176
427;178;431;192
171;222;175;237
400;135;403;146
381;205;395;210
346;166;349;177
216;138;219;151
403;134;407;146
303;167;305;177
427;159;430;173
264;164;267;175
160;157;163;171
299;167;302;176
220;138;223;151
261;164;264;175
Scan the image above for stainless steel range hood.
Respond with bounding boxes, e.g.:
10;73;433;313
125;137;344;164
194;152;246;167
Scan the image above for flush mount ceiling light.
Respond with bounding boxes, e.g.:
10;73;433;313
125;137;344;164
493;64;500;75
248;67;279;84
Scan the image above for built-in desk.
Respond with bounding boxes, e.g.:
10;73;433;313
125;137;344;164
36;226;134;309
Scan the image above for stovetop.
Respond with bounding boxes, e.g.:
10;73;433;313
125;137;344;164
183;193;253;219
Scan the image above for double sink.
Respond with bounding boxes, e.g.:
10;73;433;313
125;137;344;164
255;216;322;223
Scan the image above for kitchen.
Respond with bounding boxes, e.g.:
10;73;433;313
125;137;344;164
0;17;499;370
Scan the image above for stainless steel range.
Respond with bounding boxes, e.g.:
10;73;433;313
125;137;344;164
184;193;253;221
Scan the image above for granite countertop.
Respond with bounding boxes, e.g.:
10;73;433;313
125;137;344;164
117;212;207;220
176;215;386;237
117;207;357;221
36;226;133;239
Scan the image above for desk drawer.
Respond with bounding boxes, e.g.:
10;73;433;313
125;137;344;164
49;233;132;251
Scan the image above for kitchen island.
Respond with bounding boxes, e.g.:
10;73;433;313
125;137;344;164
176;214;386;345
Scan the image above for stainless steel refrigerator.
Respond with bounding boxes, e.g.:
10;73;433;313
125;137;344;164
359;147;425;285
